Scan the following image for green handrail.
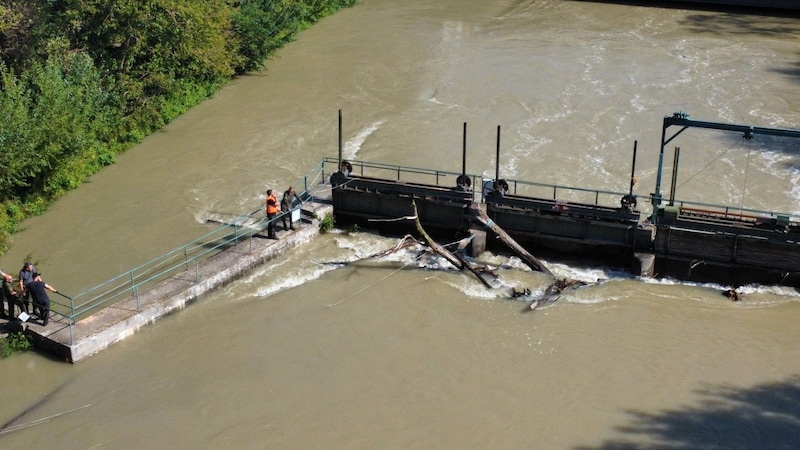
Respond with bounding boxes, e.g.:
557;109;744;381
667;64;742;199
52;157;800;343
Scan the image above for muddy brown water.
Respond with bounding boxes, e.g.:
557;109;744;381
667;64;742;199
2;1;800;448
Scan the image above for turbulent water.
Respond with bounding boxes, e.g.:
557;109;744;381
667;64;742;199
2;1;800;448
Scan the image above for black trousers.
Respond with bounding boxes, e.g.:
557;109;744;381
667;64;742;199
282;209;292;229
267;212;277;237
34;297;50;325
21;291;31;314
4;294;21;319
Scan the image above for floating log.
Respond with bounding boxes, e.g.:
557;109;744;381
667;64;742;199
319;234;422;267
468;203;553;276
723;288;744;302
412;201;494;289
467;202;596;309
535;278;586;308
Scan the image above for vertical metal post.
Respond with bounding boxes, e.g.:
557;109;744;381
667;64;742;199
134;285;140;311
629;140;638;198
338;109;343;169
496;125;501;182
462;122;467;177
669;147;680;206
652;118;668;223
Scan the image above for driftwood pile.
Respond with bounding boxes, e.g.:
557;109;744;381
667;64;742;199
411;201;590;311
334;200;749;309
329;200;592;311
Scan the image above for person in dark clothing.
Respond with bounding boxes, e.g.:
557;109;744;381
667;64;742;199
340;160;352;177
2;274;20;320
265;189;279;239
25;273;57;326
280;186;302;231
18;262;36;315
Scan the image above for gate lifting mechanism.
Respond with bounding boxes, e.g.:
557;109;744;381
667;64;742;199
650;112;800;225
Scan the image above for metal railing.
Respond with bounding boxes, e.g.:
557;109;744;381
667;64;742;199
48;157;800;344
325;156;481;193
49;160;331;344
324;156;641;209
660;197;800;224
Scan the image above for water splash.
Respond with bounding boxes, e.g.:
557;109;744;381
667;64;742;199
343;120;386;161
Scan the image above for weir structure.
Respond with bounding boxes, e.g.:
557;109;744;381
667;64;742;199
649;113;800;285
12;112;800;362
329;112;800;287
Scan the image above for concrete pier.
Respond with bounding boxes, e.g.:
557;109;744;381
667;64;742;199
15;197;333;362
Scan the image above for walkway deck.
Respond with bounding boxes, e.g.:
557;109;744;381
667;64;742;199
13;196;333;362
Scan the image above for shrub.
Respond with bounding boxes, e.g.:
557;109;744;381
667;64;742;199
320;212;335;233
1;331;33;358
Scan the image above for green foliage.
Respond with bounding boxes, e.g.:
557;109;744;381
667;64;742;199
1;331;33;358
233;0;356;73
348;223;360;234
320;213;335;233
0;201;22;254
0;0;358;256
0;47;119;204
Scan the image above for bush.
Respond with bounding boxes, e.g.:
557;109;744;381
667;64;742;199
0;0;358;257
320;212;335;233
1;331;33;358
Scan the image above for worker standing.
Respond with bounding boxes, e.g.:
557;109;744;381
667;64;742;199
266;189;279;239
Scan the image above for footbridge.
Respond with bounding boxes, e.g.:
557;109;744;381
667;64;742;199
11;113;800;362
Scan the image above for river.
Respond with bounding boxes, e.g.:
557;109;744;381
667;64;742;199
2;1;800;448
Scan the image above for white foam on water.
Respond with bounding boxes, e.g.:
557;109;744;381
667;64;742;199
228;227;800;310
254;263;336;298
224;251;339;301
639;275;800;307
332;231;411;261
760;149;800;214
443;275;501;300
343;120;386;161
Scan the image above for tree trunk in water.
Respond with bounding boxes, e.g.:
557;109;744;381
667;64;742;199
412;201;493;289
468;203;553;276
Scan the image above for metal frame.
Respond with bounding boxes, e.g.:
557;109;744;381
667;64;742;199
651;112;800;224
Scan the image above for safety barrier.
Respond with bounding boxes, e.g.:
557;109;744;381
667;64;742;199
48;160;331;344
47;157;800;345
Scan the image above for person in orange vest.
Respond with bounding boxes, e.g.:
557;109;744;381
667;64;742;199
265;189;279;239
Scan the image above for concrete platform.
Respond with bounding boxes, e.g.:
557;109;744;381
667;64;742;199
10;197;333;362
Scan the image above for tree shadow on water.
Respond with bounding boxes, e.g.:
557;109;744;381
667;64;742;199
680;12;800;37
578;376;800;450
770;56;800;86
